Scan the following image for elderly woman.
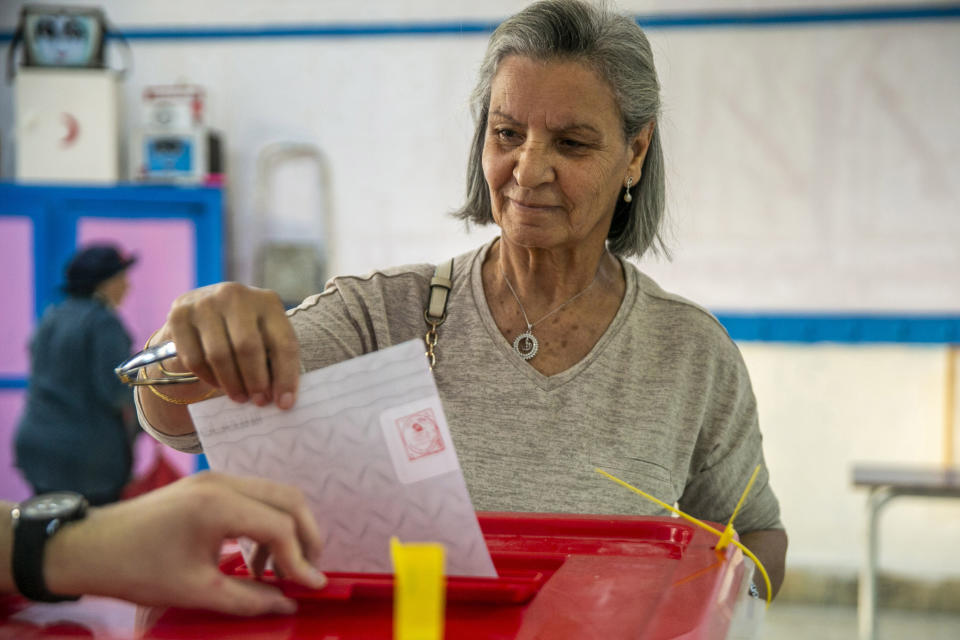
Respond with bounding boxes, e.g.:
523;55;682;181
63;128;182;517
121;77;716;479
137;0;786;597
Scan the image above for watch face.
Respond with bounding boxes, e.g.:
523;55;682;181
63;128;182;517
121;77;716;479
20;492;86;520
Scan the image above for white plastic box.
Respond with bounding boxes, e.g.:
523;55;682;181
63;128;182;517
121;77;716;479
15;68;123;182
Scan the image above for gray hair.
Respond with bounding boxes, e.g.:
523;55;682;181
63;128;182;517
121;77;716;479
454;0;667;259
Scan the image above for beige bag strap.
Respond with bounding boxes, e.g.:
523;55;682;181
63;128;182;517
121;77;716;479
424;258;453;370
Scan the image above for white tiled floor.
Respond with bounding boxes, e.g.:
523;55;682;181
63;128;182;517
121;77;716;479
762;603;960;639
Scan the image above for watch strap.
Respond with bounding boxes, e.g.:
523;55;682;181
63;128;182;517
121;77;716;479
12;497;87;602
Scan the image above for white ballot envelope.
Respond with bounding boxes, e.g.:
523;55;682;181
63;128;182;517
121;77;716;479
189;339;496;577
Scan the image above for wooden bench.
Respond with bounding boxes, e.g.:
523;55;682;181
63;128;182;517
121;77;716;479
852;463;960;640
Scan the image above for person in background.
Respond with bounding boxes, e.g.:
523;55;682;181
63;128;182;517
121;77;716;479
0;472;326;614
15;244;139;505
135;0;787;598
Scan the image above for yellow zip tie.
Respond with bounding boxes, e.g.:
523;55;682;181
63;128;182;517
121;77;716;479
594;467;772;607
716;464;761;552
390;536;445;640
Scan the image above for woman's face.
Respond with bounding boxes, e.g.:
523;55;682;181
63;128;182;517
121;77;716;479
482;55;650;254
97;270;130;307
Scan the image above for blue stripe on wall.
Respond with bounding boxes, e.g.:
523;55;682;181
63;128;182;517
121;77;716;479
715;313;960;344
1;4;959;42
636;4;960;29
107;21;499;41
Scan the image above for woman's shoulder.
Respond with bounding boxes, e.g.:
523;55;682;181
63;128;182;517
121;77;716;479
624;262;736;348
288;244;486;317
47;296;124;329
288;264;431;319
329;262;436;288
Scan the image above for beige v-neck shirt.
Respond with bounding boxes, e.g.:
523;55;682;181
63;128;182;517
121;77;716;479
141;239;782;532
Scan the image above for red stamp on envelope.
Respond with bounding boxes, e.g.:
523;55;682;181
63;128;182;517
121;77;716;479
395;408;445;461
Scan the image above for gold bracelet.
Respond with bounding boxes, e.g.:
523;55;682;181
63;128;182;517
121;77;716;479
145;384;219;405
136;354;218;405
143;329;197;381
144;328;162;350
158;360;187;378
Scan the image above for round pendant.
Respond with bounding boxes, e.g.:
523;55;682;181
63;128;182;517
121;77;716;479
513;331;539;360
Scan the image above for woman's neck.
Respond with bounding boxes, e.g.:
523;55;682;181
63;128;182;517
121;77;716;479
492;237;618;308
481;236;627;376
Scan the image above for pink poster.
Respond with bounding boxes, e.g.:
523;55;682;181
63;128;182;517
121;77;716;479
0;218;35;377
0;391;31;501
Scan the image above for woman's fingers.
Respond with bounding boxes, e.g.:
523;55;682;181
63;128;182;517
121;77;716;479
222;311;269;405
261;311;301;410
166;302;218;388
163;283;298;408
193;305;248;402
224;289;285;406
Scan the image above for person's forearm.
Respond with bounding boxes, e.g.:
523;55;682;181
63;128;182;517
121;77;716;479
137;383;204;437
0;501;104;598
40;506;141;599
739;528;788;600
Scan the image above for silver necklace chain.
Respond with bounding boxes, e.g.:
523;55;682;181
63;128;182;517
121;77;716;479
500;262;600;361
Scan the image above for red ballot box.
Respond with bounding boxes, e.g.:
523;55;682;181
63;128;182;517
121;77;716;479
0;512;749;639
144;512;750;640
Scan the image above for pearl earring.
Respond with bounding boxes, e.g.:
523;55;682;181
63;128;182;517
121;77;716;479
623;176;633;203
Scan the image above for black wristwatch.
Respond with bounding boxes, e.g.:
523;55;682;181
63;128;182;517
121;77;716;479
11;491;89;602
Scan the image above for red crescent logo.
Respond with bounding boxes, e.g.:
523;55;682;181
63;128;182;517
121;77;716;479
61;113;79;147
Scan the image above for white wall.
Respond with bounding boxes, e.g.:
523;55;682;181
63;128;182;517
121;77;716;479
1;0;958;581
745;343;959;577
